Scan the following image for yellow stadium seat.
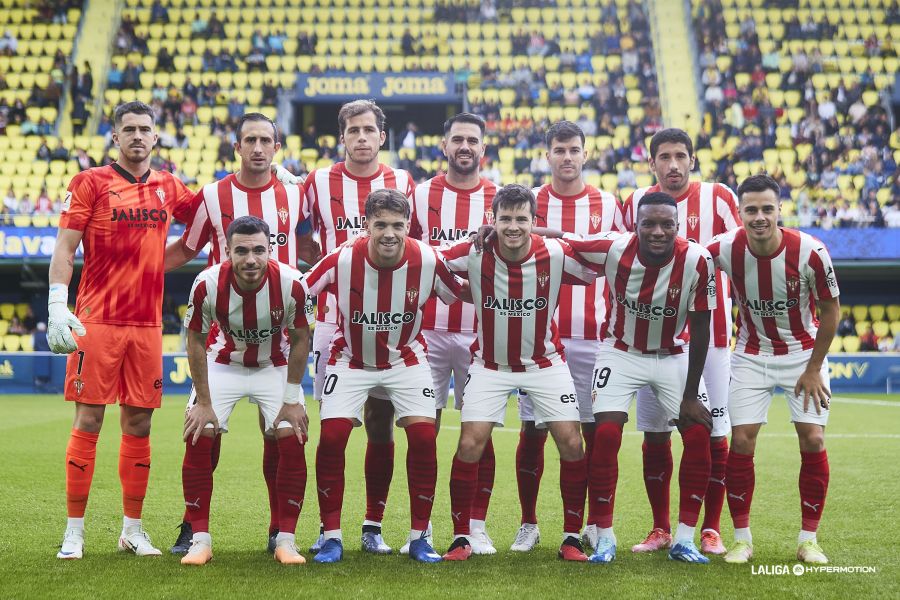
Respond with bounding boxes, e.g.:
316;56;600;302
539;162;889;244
869;305;886;321
873;321;890;338
19;335;33;352
0;321;7;336
891;322;900;337
3;335;21;352
841;336;860;352
828;336;843;353
851;305;869;322
887;305;900;322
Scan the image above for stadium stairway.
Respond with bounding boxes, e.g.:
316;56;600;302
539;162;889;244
648;0;701;135
59;0;124;136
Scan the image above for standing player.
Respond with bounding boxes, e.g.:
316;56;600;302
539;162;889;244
180;216;313;565
411;112;498;554
511;121;623;552
568;192;716;564
440;184;596;563
706;175;840;565
303;100;415;555
164;113;315;554
302;189;467;564
622;128;739;555
49;102;196;559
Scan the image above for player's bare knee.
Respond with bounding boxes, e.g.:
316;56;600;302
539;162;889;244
73;405;105;433
644;430;672;445
457;432;487;463
363;398;394;442
555;434;585;462
796;424;825;453
120;406;152;437
730;424;760;455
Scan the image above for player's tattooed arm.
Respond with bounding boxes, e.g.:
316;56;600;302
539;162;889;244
678;310;712;431
184;329;219;444
795;296;839;414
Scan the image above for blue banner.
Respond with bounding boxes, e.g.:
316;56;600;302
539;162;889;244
293;72;460;103
0;225;205;260
800;227;900;260
2;352;898;394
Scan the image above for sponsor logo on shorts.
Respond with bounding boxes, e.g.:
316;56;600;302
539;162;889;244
482;295;548;317
560;393;576;403
422;387;435;399
154;378;163;390
615;294;677;320
351;311;416;331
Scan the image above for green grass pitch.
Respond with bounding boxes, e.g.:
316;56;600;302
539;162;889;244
1;393;897;599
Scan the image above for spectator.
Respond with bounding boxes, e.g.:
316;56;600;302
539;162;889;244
401;122;417;151
0;29;18;55
18;193;34;215
617;160;637;188
892;335;900;352
35;188;54;214
150;0;169;23
837;313;856;337
859;326;879;351
8;316;26;335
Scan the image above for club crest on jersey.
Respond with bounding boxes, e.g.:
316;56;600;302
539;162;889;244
271;307;284;323
406;287;419;304
590;212;602;229
484;210;494;224
668;286;681;300
687;213;699;229
74;378;84;396
155;188;166;204
786;276;800;294
537;271;550;288
278;207;289;225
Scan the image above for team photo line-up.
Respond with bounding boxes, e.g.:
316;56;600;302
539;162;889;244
48;98;838;568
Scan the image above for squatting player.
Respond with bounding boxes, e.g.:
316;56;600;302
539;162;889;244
440;184;596;563
301;189;468;564
622;128;740;555
164;113;316;554
49;102;196;559
411;112;498;554
302;100;415;554
511;121;624;552
707;174;840;565
180;216;313;566
567;192;716;565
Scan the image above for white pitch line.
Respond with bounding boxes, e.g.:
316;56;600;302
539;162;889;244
831;397;900;408
437;426;900;439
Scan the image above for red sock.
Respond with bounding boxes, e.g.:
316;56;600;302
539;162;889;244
799;450;829;532
182;436;214;533
119;434;151;519
405;422;437;531
560;457;588;534
471;437;495;521
316;419;353;532
642;440;672;532
66;428;99;518
725;450;754;529
583;427;597;524
449;455;479;535
263;437;279;534
364;441;394;523
276;435;307;535
589;422;622;529
701;437;729;532
678;424;711;527
515;430;547;524
184;434;220;523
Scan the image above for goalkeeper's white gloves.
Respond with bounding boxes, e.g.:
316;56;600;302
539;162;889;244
272;163;305;186
47;283;85;354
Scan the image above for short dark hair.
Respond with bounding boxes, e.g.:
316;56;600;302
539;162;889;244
338;99;386;134
737;173;780;201
649;128;694;159
545;120;585;148
365;188;410;219
492;183;536;217
113;101;155;127
636;191;678;220
236;112;278;144
226;215;270;242
443;112;486;137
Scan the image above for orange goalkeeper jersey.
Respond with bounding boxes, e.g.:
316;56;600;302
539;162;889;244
59;164;196;326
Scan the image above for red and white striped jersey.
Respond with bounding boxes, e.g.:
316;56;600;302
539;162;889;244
185;260;313;367
411;174;497;333
440;235;598;372
623;181;740;348
181;173;306;267
304;162;414;324
301;236;464;369
534;183;623;340
568;232;717;355
707;228;839;356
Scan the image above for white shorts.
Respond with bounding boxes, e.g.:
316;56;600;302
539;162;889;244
313;321;388;402
465;361;579;428
591;344;710;426
423;329;474;410
319;359;436;425
636;346;730;436
519;337;598;424
188;360;297;433
729;351;830;426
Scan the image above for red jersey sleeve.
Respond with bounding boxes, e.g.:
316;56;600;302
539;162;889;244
806;242;840;300
622;192;636;231
431;249;466;304
689;250;717;312
185;272;212;334
170;177;197;223
181;188;212;252
288;277;315;329
59;170;98;231
301;247;340;298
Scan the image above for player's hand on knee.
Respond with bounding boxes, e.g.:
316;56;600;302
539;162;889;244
183;404;219;444
47;294;86;355
795;369;830;415
276;404;309;444
677;396;713;431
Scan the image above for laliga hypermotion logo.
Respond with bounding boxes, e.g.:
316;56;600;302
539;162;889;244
278;207;289;225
